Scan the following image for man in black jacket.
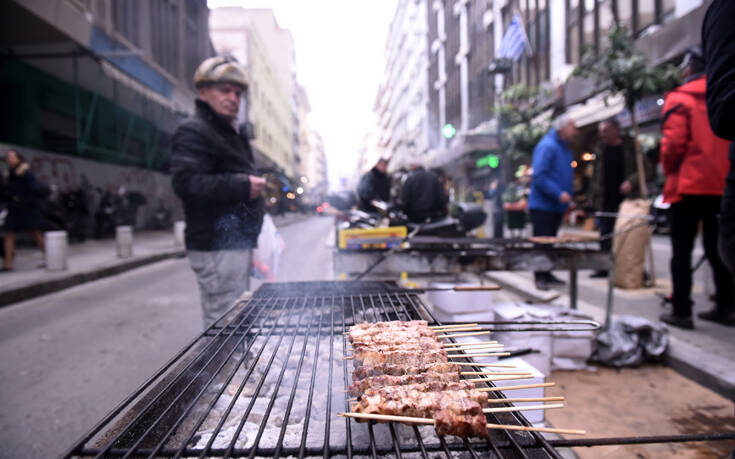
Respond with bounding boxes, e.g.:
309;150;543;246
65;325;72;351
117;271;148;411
703;0;735;281
171;56;266;328
401;164;448;223
357;158;391;212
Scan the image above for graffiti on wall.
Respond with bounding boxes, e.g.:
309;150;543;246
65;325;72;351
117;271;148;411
3;143;182;225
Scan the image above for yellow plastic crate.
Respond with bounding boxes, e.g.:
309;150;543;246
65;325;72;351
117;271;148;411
338;226;407;250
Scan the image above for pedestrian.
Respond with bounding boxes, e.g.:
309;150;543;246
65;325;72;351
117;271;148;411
587;118;642;278
357;158;391;213
171;56;266;329
658;46;734;329
528;113;577;291
400;162;448;223
2;150;46;272
702;0;735;279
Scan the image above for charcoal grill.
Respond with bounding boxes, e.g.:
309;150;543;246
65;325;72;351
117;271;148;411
64;281;735;458
64;281;575;458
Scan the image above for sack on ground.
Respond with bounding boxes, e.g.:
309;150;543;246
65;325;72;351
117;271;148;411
612;198;650;289
252;214;285;281
591;315;668;367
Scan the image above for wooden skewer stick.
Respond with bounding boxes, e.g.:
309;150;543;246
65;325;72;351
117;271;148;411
446;352;510;358
476;382;556;392
429;323;480;329
437;331;492;339
466;375;532;383
443;340;498;347
486;396;565;403
484;403;564;414
344;325;482;335
446;345;505;352
435;327;487;334
462;371;530;376
348;396;563;404
453;362;516;368
337;412;586;435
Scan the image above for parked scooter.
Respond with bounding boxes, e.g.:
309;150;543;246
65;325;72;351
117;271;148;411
339;200;487;238
93;187;147;238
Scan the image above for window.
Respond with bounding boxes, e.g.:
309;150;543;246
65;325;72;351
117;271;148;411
566;0;581;65
637;0;656;34
617;0;633;31
598;0;615;47
113;0;141;45
582;0;595;53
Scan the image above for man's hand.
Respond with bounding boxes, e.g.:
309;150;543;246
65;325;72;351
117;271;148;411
620;180;633;195
559;191;572;204
249;175;266;200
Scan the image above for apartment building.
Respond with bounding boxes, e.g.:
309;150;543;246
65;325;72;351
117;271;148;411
374;0;432;172
209;7;296;178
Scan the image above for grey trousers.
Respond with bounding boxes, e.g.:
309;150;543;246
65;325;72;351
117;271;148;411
187;249;252;329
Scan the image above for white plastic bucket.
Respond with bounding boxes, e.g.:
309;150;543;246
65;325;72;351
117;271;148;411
173;221;186;247
44;231;68;271
116;226;134;258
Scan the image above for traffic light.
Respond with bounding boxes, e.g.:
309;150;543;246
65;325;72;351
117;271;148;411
442;123;457;139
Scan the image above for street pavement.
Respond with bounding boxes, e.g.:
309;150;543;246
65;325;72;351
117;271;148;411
0;214;331;459
485;228;735;401
1;213;732;458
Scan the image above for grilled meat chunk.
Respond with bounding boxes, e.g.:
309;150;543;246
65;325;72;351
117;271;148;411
352;362;461;380
434;408;488;438
350;320;429;332
352;349;448;368
348;372;461;397
348;326;437;343
351;340;444;353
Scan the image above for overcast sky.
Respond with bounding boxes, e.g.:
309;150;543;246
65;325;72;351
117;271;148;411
208;0;397;190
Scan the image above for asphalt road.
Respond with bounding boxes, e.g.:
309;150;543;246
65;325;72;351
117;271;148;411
0;215;334;459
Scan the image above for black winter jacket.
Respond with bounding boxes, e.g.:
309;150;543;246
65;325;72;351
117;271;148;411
703;0;735;199
401;167;448;223
171;100;264;251
357;167;391;212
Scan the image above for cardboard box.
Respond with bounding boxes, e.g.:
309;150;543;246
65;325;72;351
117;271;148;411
427;282;496;315
490;357;547;424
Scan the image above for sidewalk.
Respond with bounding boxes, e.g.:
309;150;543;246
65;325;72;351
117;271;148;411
484;267;735;401
0;212;313;307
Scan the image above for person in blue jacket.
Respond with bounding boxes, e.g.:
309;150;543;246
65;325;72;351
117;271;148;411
528;113;578;290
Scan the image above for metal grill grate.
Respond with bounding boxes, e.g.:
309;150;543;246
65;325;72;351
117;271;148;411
65;281;564;458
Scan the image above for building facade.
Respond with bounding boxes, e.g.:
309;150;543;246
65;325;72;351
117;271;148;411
209;7;296;179
0;0;212;173
371;0;712;200
374;0;432;172
0;0;214;227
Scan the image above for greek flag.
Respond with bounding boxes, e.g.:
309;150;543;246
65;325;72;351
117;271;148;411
497;13;531;61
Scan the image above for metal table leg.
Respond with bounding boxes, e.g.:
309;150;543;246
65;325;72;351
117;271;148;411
569;268;578;310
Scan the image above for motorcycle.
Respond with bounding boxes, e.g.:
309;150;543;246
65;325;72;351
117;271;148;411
338;200;487;238
94;187;147;238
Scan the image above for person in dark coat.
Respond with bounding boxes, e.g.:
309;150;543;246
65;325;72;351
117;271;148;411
528;114;578;291
171;56;266;329
587;118;645;278
401;163;448;223
703;0;735;282
2;150;45;271
357;158;391;212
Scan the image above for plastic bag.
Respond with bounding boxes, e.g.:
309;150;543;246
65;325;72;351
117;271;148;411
591;315;669;367
252;214;285;281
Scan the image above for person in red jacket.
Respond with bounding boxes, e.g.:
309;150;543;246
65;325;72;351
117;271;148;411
659;46;735;329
